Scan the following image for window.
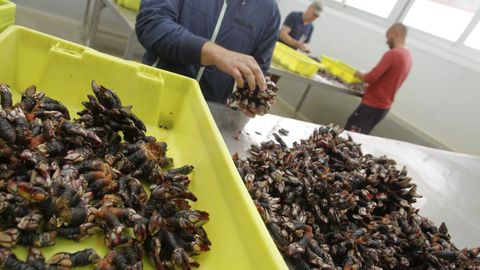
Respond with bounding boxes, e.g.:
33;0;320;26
465;21;480;50
403;0;480;41
327;0;480;55
332;0;399;18
344;0;399;18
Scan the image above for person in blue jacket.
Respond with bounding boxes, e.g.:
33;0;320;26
278;0;323;53
135;0;281;104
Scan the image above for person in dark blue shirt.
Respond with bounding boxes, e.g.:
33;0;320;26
135;0;281;104
278;0;323;53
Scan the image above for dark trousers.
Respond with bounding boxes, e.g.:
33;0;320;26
345;103;389;134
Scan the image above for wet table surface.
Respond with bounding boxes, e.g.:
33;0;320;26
269;64;363;98
207;102;480;249
268;64;363;116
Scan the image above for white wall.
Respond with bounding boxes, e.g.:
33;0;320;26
276;0;480;156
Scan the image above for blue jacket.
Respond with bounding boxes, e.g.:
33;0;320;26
136;0;281;103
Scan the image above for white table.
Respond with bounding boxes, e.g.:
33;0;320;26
208;102;480;249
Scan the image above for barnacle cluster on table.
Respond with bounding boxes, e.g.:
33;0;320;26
317;69;364;93
227;76;279;117
233;125;480;269
0;81;210;270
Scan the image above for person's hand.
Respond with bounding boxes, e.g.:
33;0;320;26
355;70;365;81
297;42;311;53
201;42;266;91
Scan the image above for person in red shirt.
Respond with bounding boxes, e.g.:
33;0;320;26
345;23;412;134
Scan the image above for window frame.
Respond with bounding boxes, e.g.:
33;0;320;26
324;0;480;68
325;0;404;27
398;0;480;65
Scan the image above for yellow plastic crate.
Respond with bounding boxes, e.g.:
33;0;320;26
320;55;340;74
115;0;140;12
321;54;361;84
0;0;15;32
0;25;287;270
272;42;323;77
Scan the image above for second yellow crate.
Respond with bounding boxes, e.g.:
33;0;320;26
321;55;361;84
272;42;324;77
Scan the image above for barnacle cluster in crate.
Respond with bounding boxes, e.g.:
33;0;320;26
0;81;210;270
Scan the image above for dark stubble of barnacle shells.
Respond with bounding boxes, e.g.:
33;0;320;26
317;69;364;93
0;81;211;270
233;125;480;269
227;76;279;117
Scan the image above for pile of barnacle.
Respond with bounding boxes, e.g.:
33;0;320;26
227;76;278;117
317;69;364;93
0;81;210;270
233;126;480;269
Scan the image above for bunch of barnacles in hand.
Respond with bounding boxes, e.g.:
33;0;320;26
227;76;278;117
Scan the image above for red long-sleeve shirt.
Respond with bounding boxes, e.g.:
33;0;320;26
362;48;412;109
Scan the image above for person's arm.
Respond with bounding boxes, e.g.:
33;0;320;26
235;7;280;117
135;0;207;66
278;13;310;52
136;0;266;90
356;51;394;83
279;26;299;48
279;26;311;53
355;70;366;81
201;42;266;91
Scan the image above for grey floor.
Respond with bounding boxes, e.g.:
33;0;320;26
15;5;144;60
13;5;449;152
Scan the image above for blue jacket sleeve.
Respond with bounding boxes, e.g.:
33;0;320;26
253;5;281;73
135;0;209;66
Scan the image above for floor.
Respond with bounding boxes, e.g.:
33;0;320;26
13;5;449;152
15;5;144;60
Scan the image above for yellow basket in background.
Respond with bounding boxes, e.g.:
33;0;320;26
321;54;361;84
272;42;324;77
320;55;340;74
0;25;287;270
115;0;141;12
0;0;15;32
337;61;361;84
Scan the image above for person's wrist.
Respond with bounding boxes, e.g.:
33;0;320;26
201;42;219;66
212;46;228;66
293;41;300;49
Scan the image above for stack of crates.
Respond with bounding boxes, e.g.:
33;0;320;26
0;1;288;269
